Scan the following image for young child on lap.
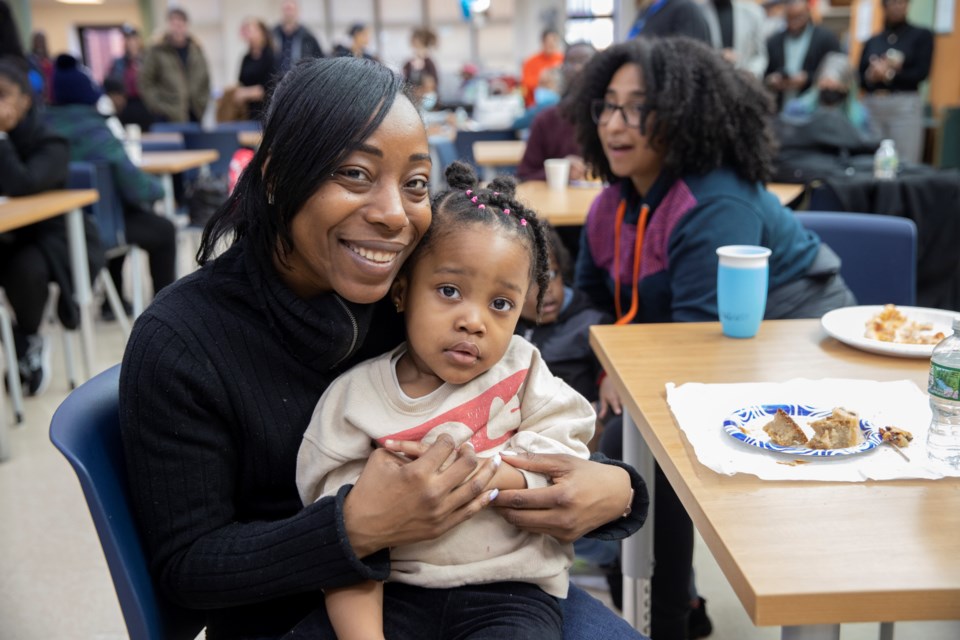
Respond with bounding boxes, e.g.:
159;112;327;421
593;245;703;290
296;162;595;639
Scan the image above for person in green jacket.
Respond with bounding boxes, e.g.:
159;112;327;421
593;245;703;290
139;7;211;123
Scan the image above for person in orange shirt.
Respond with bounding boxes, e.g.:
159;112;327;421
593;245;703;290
521;28;563;107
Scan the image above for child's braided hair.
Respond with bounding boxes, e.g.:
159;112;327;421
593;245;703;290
409;161;551;314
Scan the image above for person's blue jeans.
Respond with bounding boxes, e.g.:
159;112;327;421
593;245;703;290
283;582;647;639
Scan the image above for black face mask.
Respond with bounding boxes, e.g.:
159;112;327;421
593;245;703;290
819;89;848;107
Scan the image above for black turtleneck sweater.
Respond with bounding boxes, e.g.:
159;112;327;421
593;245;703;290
858;20;934;93
120;239;646;639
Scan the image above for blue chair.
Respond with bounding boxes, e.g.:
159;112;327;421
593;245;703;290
795;211;917;306
141;139;185;153
49;365;205;640
67;162;144;333
149;122;202;135
453;129;517;172
182;131;240;179
213;120;261;133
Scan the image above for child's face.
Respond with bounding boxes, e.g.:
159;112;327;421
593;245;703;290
520;254;564;325
394;223;531;387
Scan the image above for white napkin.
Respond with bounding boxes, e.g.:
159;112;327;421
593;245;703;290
666;378;960;481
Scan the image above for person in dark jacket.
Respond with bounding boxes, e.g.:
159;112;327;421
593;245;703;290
45;54;175;317
858;0;934;163
273;0;324;74
764;0;841;110
0;58;104;395
517;42;596;183
234;18;278;121
627;0;711;43
107;26;153;130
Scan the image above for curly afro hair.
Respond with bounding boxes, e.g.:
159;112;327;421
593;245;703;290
567;36;776;186
412;162;552;315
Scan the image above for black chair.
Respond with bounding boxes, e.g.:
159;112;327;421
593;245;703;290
795;211;917;306
49;365;205;640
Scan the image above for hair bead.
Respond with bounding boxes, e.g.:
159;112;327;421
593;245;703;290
478;204;486;209
503;208;510;215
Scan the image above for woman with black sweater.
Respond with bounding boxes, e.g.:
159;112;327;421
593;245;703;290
119;57;649;639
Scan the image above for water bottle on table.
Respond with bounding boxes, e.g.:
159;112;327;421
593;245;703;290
873;139;898;180
928;317;960;468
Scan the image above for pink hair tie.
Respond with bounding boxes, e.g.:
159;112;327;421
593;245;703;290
471;196;478;203
493;191;499;196
520;218;527;226
466;189;473;196
479;204;486;209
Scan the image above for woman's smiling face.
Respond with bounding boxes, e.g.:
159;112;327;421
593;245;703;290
278;96;433;303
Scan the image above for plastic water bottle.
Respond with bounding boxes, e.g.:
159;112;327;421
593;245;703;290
927;317;960;468
873;139;899;180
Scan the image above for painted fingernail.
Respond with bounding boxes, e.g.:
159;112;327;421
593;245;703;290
499;450;518;456
488;488;499;502
492;453;502;468
384;439;395;447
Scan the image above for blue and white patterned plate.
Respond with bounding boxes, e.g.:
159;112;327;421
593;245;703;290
723;404;882;457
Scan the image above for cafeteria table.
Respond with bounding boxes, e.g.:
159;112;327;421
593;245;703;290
590;319;960;639
0;189;100;459
516;181;807;227
140;149;220;219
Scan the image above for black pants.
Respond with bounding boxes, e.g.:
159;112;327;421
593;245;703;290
0;242;50;350
107;206;177;298
285;582;562;640
600;417;694;640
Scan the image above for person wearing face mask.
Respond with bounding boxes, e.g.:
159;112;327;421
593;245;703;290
570;36;855;640
516;42;596;183
512;66;562;132
858;0;933;164
774;52;880;182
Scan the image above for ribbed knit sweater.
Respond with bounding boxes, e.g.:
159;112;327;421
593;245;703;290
119;239;648;639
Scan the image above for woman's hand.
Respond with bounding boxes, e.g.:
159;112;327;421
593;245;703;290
342;435;498;557
597;376;622;420
493;454;632;543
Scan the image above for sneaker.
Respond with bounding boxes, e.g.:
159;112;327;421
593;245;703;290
688;596;713;639
18;333;51;397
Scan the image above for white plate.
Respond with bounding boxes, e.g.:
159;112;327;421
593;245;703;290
820;305;958;358
723;404;881;457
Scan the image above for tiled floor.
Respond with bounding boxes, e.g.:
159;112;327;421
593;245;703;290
1;319;957;639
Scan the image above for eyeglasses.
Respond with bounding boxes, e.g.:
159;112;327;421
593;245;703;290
590;98;647;128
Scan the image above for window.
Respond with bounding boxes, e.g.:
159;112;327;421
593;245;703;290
565;0;615;49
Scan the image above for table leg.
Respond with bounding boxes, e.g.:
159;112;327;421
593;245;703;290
622;411;656;635
65;207;94;380
161;173;176;219
782;624;840;640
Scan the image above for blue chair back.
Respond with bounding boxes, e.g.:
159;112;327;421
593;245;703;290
49;365;205;640
795;211;917;306
453;129;516;171
149;122;202;135
182;131;240;178
141;139;185;153
67;161;126;251
213;120;261;133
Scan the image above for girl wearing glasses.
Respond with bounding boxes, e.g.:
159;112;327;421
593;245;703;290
569;36;854;640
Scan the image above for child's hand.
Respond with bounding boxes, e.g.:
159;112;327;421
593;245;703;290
484;452;527;492
598;376;622;419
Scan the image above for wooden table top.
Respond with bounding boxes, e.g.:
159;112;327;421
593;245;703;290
590;319;960;627
0;190;99;233
515;181;808;227
515;181;603;226
238;130;262;148
140;149;220;174
768;182;804;206
473;140;526;167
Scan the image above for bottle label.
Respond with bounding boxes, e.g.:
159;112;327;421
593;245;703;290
929;361;960;401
